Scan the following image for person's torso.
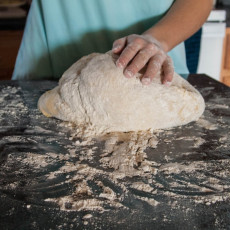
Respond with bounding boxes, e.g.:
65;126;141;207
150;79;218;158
41;0;175;77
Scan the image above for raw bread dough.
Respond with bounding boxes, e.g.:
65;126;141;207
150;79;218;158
38;52;205;135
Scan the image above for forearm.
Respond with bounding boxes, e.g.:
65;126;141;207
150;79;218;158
143;0;213;52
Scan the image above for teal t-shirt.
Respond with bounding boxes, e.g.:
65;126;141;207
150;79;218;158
12;0;188;80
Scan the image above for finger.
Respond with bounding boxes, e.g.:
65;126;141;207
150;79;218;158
141;53;166;85
112;37;127;54
124;43;158;78
116;37;144;69
162;56;174;86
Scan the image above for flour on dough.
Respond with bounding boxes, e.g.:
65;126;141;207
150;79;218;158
38;52;205;135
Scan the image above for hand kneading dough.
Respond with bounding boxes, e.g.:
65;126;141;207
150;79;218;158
38;52;205;135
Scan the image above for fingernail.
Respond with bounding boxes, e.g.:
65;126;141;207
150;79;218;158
124;69;133;78
116;60;124;69
164;81;172;87
112;45;121;52
142;77;151;85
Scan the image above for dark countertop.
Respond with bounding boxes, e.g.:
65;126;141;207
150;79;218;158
0;74;230;230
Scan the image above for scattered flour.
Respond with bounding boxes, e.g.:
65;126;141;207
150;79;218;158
1;84;230;224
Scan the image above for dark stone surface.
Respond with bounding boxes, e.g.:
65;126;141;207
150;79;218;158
0;75;229;230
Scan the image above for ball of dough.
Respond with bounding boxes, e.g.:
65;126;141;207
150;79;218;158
38;52;205;135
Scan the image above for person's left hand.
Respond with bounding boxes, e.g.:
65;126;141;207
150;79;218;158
112;34;174;86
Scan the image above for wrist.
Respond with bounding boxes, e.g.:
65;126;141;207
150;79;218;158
142;28;170;52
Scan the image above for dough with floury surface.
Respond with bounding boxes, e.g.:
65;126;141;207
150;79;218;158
38;52;205;135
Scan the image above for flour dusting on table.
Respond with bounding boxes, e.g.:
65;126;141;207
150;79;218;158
0;82;230;229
